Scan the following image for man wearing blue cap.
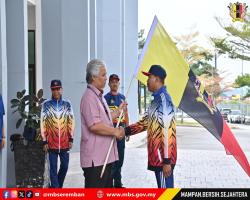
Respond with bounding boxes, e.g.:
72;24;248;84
41;80;75;188
124;65;177;188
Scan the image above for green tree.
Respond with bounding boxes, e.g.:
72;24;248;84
175;32;216;76
176;31;231;102
235;74;250;87
138;29;151;114
190;54;216;76
138;29;146;51
235;74;250;98
211;13;250;61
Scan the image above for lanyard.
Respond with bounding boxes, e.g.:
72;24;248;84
87;85;111;121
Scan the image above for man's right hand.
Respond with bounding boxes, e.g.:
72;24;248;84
114;127;125;140
119;101;128;112
43;144;49;152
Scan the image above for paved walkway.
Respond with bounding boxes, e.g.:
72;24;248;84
64;148;250;188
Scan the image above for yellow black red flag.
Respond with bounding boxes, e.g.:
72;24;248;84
136;16;250;177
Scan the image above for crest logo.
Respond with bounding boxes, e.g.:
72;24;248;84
228;2;248;22
194;79;216;115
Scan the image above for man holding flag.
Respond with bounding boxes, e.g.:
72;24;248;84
124;65;177;188
132;16;250;177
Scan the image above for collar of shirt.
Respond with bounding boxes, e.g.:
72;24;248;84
152;86;166;98
108;91;120;97
88;84;104;97
51;96;63;104
152;86;173;104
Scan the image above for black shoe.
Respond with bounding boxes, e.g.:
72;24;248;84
114;182;125;188
114;185;125;188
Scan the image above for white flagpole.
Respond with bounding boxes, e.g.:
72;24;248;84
100;71;137;178
100;109;124;178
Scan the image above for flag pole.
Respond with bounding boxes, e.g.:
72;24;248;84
100;111;124;178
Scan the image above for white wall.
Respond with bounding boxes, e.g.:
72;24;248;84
124;0;139;123
6;0;29;187
97;0;139;123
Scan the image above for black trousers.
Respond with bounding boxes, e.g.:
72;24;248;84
112;123;126;186
111;138;125;185
82;162;113;188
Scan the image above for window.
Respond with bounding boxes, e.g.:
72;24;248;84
28;30;36;95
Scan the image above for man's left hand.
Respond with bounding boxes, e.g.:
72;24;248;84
163;164;172;178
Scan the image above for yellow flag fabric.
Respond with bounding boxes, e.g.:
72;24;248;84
136;16;189;107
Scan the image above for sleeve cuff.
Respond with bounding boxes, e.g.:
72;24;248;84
69;138;74;143
124;126;132;136
163;158;171;165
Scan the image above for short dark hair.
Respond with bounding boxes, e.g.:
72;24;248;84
155;75;165;84
160;77;165;84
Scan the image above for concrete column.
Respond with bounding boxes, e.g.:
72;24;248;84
41;0;90;151
96;0;122;70
96;0;138;123
120;0;125;95
0;0;8;187
41;0;62;94
124;0;138;123
6;0;29;187
35;0;43;91
89;0;97;59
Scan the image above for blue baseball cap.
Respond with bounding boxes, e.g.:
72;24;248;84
50;79;62;89
142;65;167;80
109;74;120;82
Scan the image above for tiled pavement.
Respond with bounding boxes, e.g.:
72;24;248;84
64;147;250;188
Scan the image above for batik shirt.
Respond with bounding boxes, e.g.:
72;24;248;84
41;97;75;151
104;92;127;125
125;86;176;171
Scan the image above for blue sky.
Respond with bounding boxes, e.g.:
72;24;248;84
138;0;250;83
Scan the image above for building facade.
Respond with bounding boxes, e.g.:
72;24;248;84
0;0;138;187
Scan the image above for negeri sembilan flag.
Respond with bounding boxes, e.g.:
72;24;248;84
136;16;250;176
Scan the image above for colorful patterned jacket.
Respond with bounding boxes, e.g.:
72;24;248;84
41;97;75;152
125;86;176;171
